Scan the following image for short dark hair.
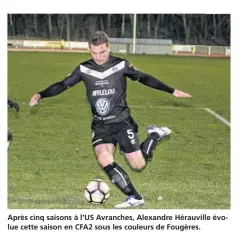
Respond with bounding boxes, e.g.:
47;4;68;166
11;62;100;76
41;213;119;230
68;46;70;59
88;31;109;46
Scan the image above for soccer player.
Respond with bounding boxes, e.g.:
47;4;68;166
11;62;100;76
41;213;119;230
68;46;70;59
8;129;12;149
8;98;20;148
29;31;191;208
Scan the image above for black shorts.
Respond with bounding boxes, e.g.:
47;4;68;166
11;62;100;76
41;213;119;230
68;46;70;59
91;116;140;153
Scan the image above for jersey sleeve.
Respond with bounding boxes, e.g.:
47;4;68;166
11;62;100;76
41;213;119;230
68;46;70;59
123;60;143;81
123;60;174;94
62;65;83;88
39;65;83;98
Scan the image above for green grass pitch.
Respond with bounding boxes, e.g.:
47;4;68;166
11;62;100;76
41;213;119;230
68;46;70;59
8;51;230;209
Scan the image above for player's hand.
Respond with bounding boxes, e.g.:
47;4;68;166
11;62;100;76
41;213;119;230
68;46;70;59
173;89;192;98
29;93;41;106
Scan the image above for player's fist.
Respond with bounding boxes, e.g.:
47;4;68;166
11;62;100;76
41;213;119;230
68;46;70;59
29;93;41;106
173;89;192;98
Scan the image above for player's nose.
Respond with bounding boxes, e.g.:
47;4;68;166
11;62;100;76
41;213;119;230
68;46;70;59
96;55;102;61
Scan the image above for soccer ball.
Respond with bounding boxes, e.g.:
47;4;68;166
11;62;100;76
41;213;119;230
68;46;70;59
84;179;110;204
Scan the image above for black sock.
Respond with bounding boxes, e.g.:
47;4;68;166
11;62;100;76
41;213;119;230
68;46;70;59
8;130;12;142
103;162;142;200
140;133;159;162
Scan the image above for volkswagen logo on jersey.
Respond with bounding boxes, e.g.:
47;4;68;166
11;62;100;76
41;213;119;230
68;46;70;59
95;98;110;115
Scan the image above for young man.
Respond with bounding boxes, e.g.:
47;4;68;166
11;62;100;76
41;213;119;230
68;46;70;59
29;31;191;208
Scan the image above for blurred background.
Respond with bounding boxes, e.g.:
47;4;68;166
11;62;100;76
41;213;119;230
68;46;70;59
7;14;230;46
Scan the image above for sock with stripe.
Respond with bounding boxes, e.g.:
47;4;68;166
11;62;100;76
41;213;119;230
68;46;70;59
103;162;142;200
140;133;159;163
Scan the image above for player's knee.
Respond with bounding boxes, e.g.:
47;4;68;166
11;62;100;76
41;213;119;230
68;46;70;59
97;152;112;161
125;152;146;171
96;152;114;167
131;160;146;172
95;144;115;167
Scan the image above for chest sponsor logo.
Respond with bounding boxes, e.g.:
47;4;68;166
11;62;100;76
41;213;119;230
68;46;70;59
95;80;110;87
92;89;115;97
95;98;110;116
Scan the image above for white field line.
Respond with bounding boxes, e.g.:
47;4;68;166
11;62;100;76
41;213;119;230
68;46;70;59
204;108;230;127
130;105;230;127
130;105;201;109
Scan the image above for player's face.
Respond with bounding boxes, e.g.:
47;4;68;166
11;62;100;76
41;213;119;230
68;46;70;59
89;43;110;65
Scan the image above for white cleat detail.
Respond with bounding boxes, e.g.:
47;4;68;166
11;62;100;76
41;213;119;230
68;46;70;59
147;125;172;140
115;195;144;209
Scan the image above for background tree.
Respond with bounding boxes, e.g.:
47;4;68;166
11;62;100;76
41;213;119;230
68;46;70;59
7;14;230;46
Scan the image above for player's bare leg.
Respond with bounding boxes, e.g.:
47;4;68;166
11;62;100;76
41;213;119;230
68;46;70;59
94;143;115;167
94;144;143;208
114;126;172;208
111;150;145;209
124;126;172;168
125;150;145;171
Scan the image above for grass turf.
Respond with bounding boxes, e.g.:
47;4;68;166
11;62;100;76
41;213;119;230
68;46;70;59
8;52;230;209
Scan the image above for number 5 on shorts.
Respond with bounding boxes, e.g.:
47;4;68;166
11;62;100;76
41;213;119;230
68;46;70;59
127;129;136;144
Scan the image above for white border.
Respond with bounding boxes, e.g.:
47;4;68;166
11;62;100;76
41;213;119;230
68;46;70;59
2;1;240;236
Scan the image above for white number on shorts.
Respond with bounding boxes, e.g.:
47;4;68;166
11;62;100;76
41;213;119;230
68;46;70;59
127;129;134;139
127;129;136;144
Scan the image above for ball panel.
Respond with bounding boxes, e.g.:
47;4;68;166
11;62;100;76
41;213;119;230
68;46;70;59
86;181;99;191
105;192;110;199
91;190;104;203
99;181;110;193
84;189;91;202
84;179;110;204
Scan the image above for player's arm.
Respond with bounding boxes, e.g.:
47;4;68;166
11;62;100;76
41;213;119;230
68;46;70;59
29;65;83;106
124;61;191;98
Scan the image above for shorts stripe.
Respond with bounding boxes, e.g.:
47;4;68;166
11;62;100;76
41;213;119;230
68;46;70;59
92;139;103;145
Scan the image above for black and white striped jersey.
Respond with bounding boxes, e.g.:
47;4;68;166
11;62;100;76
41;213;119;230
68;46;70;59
53;56;144;124
39;55;174;124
